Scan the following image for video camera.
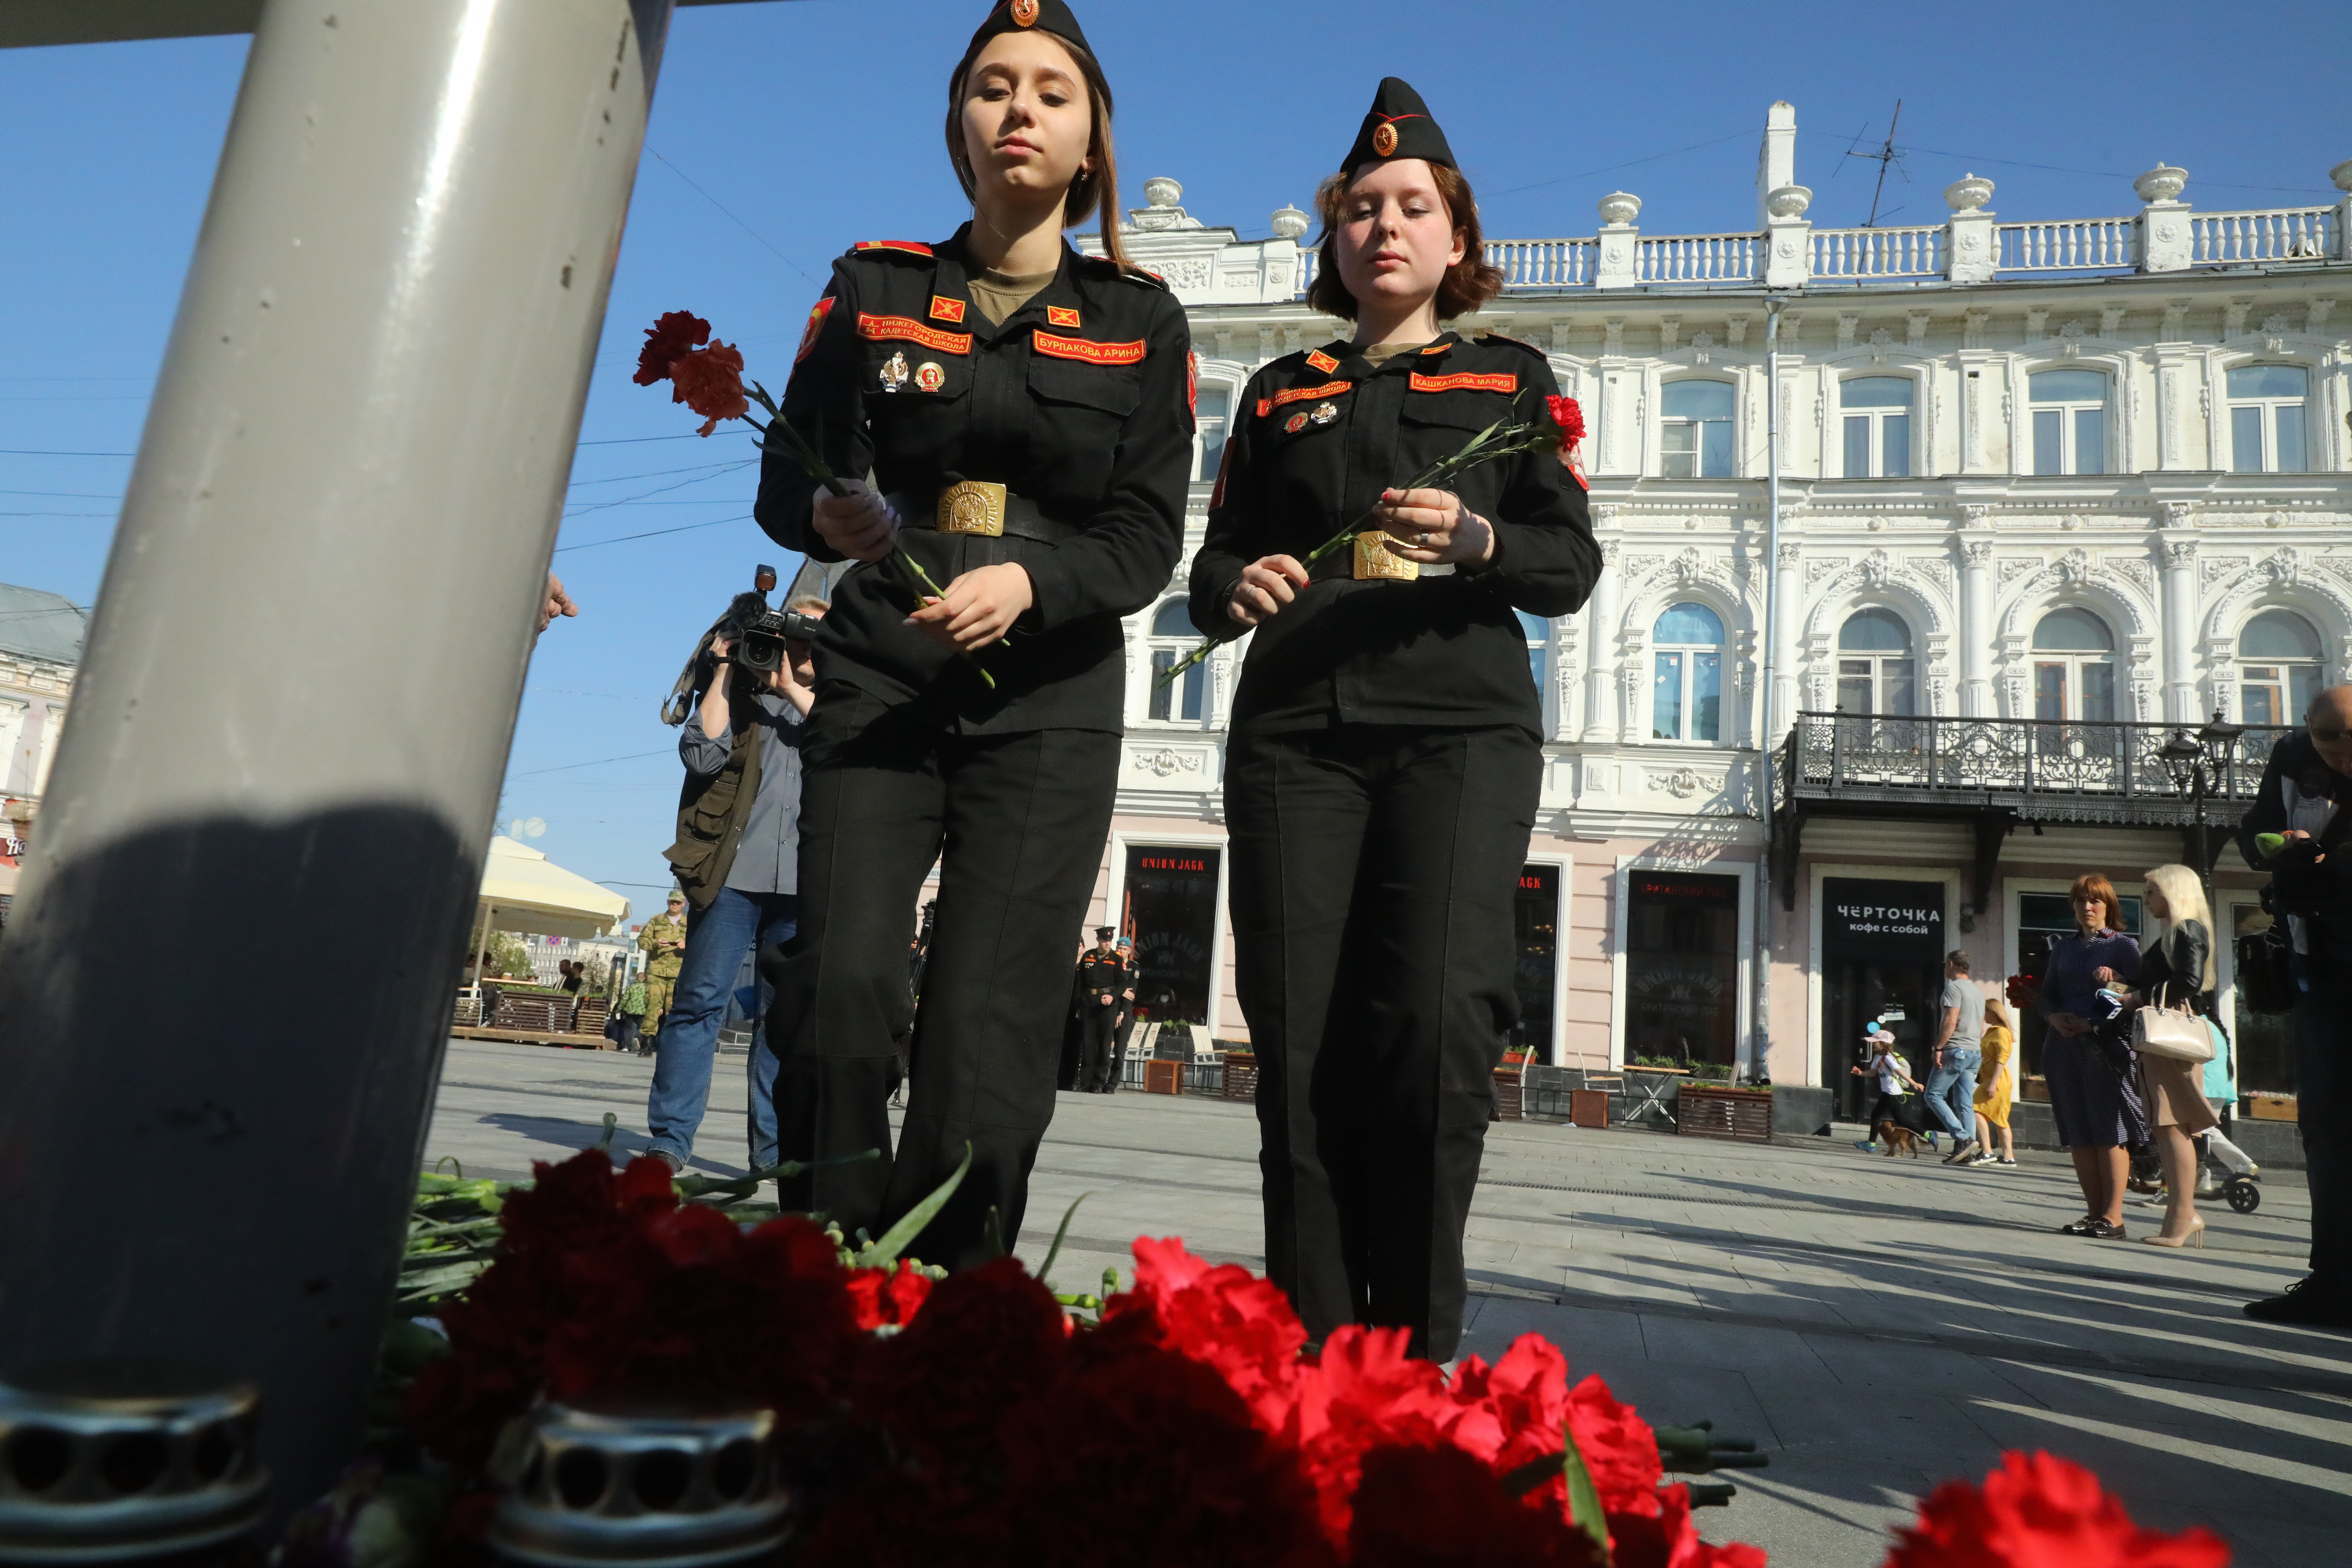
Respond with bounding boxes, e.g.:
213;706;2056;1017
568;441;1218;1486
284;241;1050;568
729;564;822;678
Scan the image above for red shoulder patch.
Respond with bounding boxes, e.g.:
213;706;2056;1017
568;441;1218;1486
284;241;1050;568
1186;350;1198;416
1305;349;1340;374
928;295;966;324
794;296;835;365
1046;305;1082;328
855;240;934;257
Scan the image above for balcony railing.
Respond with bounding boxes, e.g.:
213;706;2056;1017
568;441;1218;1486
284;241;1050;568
1809;224;1943;279
2190;207;2338;265
1776;712;2290;823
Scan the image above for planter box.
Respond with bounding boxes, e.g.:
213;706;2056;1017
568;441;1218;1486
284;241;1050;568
2244;1093;2298;1121
2022;1075;2051;1104
1569;1088;1611;1129
1222;1051;1258;1102
1142;1059;1184;1096
1677;1085;1773;1143
1768;1084;1834;1137
1492;1068;1524;1122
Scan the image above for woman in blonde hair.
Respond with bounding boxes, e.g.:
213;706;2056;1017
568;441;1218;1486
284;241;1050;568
2099;864;2222;1247
1970;995;2017;1166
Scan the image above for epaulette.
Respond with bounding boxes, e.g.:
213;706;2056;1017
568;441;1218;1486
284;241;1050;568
1474;330;1548;358
850;240;935;260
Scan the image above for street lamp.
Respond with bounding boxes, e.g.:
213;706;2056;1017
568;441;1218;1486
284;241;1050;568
2158;710;2247;901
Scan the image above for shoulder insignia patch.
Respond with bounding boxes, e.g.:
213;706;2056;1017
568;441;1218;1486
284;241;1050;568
1305;349;1340;374
854;240;934;257
1046;305;1082;328
794;296;835;365
858;313;973;355
1032;330;1145;366
1418;340;1452;355
929;295;966;324
1261;380;1352;416
1410;371;1518;394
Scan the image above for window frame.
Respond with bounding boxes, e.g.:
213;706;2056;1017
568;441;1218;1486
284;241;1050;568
2237;609;2326;726
1142;598;1210;726
1837;375;1917;479
2027;369;2109;476
1648;601;1728;743
1193;377;1239;483
2028;607;2120;723
1658;378;1736;480
2225;362;2311;474
1833;606;1918;716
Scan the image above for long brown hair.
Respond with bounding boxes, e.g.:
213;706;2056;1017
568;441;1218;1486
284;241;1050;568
944;32;1132;270
2070;873;2127;933
1307;160;1504;323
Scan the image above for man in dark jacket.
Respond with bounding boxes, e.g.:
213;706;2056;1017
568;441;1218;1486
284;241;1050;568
2236;683;2352;1328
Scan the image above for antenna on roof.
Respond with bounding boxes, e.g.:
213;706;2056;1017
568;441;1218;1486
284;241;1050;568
1844;99;1908;227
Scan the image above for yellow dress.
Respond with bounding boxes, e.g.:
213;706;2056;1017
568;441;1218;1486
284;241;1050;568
1974;1025;2014;1127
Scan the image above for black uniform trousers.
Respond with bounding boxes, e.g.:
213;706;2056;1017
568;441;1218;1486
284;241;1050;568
763;687;1121;1268
2294;969;2352;1296
1226;723;1541;1362
1079;1002;1120;1092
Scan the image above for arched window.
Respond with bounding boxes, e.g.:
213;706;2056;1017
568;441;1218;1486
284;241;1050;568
1195;383;1233;481
1146;599;1206;722
1651;602;1725;741
1840;377;1913;478
1660;380;1734;478
2031;607;2116;722
1516;610;1550;688
2240;609;2324;725
1836;608;1916;715
2228;365;2309;473
2029;369;2107;475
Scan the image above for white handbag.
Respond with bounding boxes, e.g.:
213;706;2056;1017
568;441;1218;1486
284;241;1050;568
2132;994;2215;1064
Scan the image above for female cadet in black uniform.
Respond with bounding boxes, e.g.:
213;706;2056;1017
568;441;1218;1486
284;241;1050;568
755;0;1191;1267
1188;79;1601;1360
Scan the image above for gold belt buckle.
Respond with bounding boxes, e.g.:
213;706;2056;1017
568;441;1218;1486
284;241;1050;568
1352;529;1420;581
937;479;1007;537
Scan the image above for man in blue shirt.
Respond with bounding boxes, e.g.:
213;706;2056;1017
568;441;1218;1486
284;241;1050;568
645;598;821;1175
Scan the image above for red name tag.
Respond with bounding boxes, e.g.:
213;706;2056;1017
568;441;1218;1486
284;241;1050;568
1032;330;1145;365
858;313;973;355
1409;371;1517;394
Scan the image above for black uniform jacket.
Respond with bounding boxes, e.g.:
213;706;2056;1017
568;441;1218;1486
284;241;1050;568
756;226;1194;734
1187;331;1600;736
1076;948;1125;1008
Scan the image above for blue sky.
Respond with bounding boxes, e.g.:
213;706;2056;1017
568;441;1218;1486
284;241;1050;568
2;0;2344;909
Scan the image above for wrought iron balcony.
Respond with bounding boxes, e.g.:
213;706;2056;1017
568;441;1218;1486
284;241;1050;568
1777;711;2289;822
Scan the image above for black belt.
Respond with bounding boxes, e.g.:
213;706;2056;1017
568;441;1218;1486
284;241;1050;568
885;482;1080;545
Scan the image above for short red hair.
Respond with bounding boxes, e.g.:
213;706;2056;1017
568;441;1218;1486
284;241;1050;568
2070;874;2126;932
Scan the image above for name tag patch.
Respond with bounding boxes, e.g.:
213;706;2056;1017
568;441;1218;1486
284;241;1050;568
1257;380;1353;417
1031;330;1145;365
1409;371;1517;394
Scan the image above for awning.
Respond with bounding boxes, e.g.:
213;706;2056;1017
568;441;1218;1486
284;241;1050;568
475;835;631;939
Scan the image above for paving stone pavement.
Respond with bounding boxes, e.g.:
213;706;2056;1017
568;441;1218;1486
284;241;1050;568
425;1039;2352;1566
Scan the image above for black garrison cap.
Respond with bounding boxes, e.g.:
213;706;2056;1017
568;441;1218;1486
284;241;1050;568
963;0;1093;63
1096;926;1117;938
1340;77;1457;175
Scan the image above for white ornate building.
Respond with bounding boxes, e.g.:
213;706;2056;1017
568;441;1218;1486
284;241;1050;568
1059;104;2352;1112
0;581;82;912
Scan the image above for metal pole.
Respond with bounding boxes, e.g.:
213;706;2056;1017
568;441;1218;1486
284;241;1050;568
1751;301;1782;1083
0;0;674;1520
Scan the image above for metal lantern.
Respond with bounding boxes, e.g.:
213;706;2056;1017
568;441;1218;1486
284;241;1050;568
2197;710;2246;776
2157;728;2204;793
490;1397;789;1568
0;1361;267;1564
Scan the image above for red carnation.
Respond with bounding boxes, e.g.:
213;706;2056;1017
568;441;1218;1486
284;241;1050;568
633;309;710;386
1886;1451;2230;1568
670;341;750;436
1546;394;1587;448
1349;1444;1602;1568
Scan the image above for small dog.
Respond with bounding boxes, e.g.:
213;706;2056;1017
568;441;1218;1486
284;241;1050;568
1875;1120;1921;1158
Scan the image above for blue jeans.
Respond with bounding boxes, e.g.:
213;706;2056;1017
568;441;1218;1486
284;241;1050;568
1924;1044;1982;1140
646;888;798;1169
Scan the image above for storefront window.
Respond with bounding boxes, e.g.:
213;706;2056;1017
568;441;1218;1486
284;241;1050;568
2228;902;2296;1096
1820;877;1946;1120
1512;865;1560;1058
1623;872;1739;1068
1120;846;1220;1027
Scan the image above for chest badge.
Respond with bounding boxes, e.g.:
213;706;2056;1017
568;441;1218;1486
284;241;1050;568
878;351;909;393
1283;411;1310;434
1046;304;1081;328
1309;400;1339;426
1305;349;1339;374
913;361;945;393
1353;529;1421;582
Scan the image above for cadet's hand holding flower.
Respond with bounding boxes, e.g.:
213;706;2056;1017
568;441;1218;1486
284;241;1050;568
908;562;1033;653
1373;486;1494;568
812;478;902;562
1228;555;1309;627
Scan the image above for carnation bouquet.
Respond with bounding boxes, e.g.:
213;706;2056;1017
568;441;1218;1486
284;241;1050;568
1153;392;1587;688
633;310;1000;688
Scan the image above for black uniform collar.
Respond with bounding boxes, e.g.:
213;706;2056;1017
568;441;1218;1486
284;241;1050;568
932;224;1096;340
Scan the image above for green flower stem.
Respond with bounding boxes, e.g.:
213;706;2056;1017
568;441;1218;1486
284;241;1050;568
1153;412;1562;688
745;383;1000;689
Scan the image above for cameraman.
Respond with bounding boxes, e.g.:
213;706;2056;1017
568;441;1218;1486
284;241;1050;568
2237;682;2352;1329
644;595;826;1176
